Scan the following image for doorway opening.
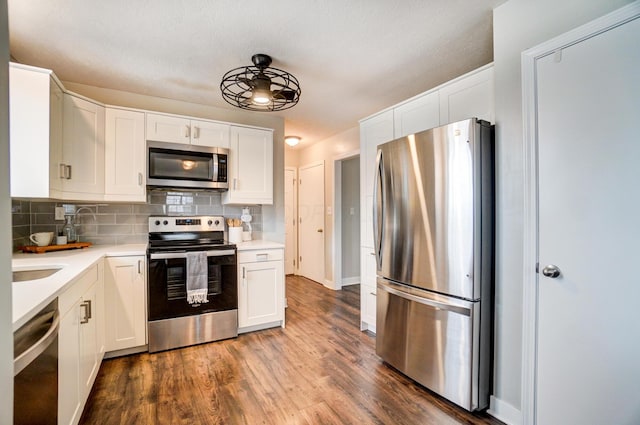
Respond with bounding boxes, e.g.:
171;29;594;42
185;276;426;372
333;151;360;290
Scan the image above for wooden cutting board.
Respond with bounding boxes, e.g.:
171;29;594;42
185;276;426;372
19;242;93;254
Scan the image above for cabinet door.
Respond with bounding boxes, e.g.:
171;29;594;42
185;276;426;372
49;80;64;195
393;90;440;138
238;260;284;328
191;119;230;148
105;108;146;201
360;111;394;249
146;113;191;144
438;65;494;125
360;248;377;332
8;66;63;198
58;300;82;425
105;256;147;352
223;126;274;205
62;94;105;196
78;282;99;400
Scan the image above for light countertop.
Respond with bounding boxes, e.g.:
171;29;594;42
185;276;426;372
11;240;283;330
12;244;147;330
235;240;284;250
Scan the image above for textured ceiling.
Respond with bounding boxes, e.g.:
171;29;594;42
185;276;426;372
8;0;505;147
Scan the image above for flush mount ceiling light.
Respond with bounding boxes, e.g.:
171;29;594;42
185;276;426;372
220;54;301;112
285;136;301;147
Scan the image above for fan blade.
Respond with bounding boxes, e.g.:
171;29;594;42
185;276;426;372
272;90;297;101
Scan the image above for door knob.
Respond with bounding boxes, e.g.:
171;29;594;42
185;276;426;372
541;265;561;278
317;229;323;233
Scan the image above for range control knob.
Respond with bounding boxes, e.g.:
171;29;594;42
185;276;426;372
163;220;168;226
207;220;213;226
154;220;161;226
214;219;220;226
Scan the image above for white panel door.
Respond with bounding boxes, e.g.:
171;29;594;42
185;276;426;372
145;113;191;144
284;168;297;275
190;119;230;148
535;15;640;425
223;126;274;205
298;162;325;284
438;65;494;125
62;94;105;195
393;91;439;138
104;108;145;201
104;256;147;351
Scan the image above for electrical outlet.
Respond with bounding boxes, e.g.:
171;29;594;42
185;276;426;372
55;207;65;220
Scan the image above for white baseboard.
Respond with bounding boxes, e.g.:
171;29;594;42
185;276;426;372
341;276;360;286
324;279;338;290
488;396;522;425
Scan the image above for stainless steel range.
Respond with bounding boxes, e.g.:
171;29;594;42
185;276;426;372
147;216;237;353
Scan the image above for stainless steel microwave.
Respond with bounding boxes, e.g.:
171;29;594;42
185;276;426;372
147;141;229;190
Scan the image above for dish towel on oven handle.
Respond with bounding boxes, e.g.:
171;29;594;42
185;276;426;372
186;251;209;304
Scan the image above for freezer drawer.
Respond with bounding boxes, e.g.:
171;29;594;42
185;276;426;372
376;278;489;411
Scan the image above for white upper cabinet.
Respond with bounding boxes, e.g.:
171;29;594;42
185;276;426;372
190;119;230;148
393;90;440;138
104;108;146;202
223;126;274;205
439;64;494;125
9;63;64;198
61;93;106;199
146;112;230;148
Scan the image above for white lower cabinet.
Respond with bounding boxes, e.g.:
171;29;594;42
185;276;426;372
238;248;285;332
360;248;377;333
104;256;147;353
58;262;104;425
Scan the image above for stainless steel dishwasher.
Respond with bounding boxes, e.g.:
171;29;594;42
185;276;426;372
13;299;60;425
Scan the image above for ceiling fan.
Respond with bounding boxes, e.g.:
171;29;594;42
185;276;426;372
220;54;301;112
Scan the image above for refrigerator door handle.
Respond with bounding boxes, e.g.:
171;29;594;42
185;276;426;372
373;149;384;268
378;280;472;317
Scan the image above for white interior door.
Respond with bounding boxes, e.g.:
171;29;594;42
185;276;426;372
298;162;325;284
534;13;640;425
284;167;297;275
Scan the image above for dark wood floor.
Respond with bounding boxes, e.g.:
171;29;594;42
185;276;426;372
81;275;503;425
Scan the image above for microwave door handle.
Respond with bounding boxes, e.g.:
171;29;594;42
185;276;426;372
213;154;219;181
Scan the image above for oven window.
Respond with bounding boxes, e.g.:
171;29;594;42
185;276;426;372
165;260;222;301
149;148;213;181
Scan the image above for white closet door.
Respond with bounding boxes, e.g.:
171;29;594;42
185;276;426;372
535;15;640;425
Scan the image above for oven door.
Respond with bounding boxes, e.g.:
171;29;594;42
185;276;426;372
148;249;237;321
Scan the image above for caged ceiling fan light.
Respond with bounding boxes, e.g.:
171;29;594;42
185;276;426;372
220;54;301;112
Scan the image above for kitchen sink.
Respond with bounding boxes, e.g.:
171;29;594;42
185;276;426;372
12;266;63;282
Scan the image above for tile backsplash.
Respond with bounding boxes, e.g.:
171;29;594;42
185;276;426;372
11;191;262;251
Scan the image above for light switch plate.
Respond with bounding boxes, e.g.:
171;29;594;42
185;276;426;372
55;207;65;220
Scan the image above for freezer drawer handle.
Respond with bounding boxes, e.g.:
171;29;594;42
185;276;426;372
379;282;471;316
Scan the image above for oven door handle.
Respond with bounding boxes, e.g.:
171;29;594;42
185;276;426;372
149;250;236;260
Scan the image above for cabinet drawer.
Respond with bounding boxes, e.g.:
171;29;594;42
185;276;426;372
238;249;284;264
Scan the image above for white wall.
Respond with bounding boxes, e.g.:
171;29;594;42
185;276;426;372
63;81;286;243
296;126;360;285
0;0;14;421
491;0;633;421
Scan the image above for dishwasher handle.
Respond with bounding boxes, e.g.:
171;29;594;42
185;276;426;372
14;309;60;376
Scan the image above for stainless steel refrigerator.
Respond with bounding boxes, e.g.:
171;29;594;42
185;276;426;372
374;118;494;412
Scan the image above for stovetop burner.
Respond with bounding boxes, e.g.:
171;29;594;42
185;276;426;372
148;216;235;251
